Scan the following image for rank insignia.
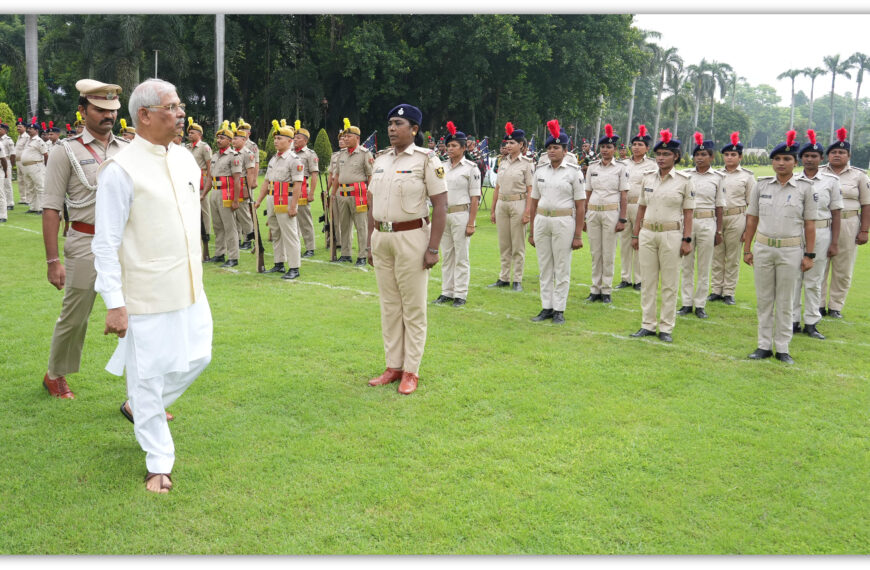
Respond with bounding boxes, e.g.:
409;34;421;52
297;165;304;171
435;167;445;179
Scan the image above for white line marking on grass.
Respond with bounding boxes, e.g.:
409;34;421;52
4;224;41;234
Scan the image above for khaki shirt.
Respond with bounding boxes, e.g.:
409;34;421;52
236;146;255;171
336;145;373;185
210;148;243;177
800;171;843;221
186;140;212;170
821;164;870;211
537;153;578;167
716;166;755;209
443;157;481;206
639;169;695;224
532;161;585;211
14;132;30;158
586;159;630;205
747;175;817;238
244;139;259;164
21;136;48;163
43;129;128;224
620;155;657;203
293;145;320;178
265;151;305;184
369;144;447;222
685;167;726;210
497;154;533;196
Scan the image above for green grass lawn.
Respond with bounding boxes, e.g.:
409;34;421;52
1;173;869;554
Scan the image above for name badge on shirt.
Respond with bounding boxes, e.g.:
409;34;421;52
537;178;545;183
644;187;653;193
760;194;772;199
591;173;599;177
374;168;384;174
79;159;96;165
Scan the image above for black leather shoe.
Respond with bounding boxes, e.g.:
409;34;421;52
722;296;736;305
632;282;641;290
452;298;466;307
803;324;825;340
658;332;673;343
340;256;354;263
282;268;300;280
827;309;843;318
677;305;693;315
265;263;285;273
432;295;453;305
614;280;632;289
531;309;554;322
511;282;523;292
707;293;723;302
302;250;314;258
819;307;828;316
793;321;801;333
0;218;6;222
585;293;602;302
695;307;708;319
210;254;226;263
775;352;795;364
552;311;565;324
221;259;238;268
600;294;612;303
239;240;252;250
355;257;367;267
630;328;656;338
748;348;773;359
488;279;510;288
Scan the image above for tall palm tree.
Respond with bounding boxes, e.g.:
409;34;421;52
777;68;802;130
651;45;683;139
847;52;870;140
687;59;713;132
25;14;37;118
625;29;660;139
800;66;826;129
216;14;225;126
823;54;852;142
664;68;691;142
707;61;733;139
730;73;745;109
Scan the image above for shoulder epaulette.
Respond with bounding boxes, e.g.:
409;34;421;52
740;167;754;175
565;162;581;170
589;159;601;165
460;157;476;168
819;171;839;179
65;133;84;142
521;155;534;162
674;170;691;179
712;169;724;177
642;168;658;175
758;175;775;181
851;165;866;173
375;148;391;158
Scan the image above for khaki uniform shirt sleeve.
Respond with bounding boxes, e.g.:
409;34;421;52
747;181;761;217
523;161;533;188
715;176;726;208
424;152;447;197
829;178;844;211
638;174;649;207
306;149;319;174
619;165;630;191
858;171;870;206
745;174;755;205
468;162;481;197
230;152;244;175
572;168;585;201
290;156;305;183
802;181;819;221
42;144;71;211
531;173;541;200
682;177;696;210
364;150;374;178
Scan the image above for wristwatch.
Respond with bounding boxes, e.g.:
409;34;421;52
618;218;627;224
682;236;692;243
804;252;816;259
427;247;439;255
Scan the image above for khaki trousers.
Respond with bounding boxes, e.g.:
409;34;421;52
2;162;11;210
337;193;368;258
753;243;802;353
209;189;239;260
16;170;30;203
711;212;746;296
372;226;430;375
20;162;44;210
534;215;575;311
587;208;619;294
266;195;300;268
0;170;6;217
821;213;860;311
620;202;640;283
47;232;98;377
297;204;316;251
680;216;716;308
440;210;472;299
794;226;831;325
495;198;527;282
639;229;682;333
234;199;254;241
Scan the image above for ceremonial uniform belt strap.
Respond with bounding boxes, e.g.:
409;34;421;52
842;209;859;219
755;232;801;248
815;219;832;228
500;192;527;202
693;209;715;219
213;175;237;206
338;181;368;212
75;138;104;164
627;196;639;204
447;204;470;214
298;175;309;204
642;220;681;232
71;221;95;235
537;208;574;217
375;217;430;233
590;203;619;211
21;160;42;166
723;206;746;216
270;180;292;213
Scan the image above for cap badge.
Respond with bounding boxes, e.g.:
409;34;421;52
105;92;117;100
398;108;404;116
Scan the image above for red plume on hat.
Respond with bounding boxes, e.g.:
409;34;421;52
505;122;514;136
786;130;797;147
49;120;53;129
731;132;740;145
547;119;560;140
446;121;456;136
837;127;848;142
694;132;704;146
660;129;672;144
66;123;71;131
605;124;614;138
807;129;817;145
41;122;46;130
638;124;647;138
30;117;37;125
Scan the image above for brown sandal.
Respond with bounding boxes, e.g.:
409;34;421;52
144;472;173;493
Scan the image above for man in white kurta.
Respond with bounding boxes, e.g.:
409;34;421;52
93;78;212;493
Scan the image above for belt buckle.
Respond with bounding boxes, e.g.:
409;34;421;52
653;222;662;231
380;221;393;232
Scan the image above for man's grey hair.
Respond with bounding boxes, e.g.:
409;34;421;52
128;78;178;128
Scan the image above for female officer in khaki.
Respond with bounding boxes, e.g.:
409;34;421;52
489;122;533;291
528;120;586;325
432;121;481;307
366;104;448;395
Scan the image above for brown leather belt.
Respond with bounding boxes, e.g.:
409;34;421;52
693;209;715;219
724;206;746;216
375;217;429;232
815;219;832;228
71;221;95;235
447;204;470;214
842;209;859;219
500;192;527;202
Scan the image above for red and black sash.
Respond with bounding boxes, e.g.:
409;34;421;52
271;181;292;213
339;181;368;212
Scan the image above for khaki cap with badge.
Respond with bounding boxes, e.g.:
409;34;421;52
76;79;122;110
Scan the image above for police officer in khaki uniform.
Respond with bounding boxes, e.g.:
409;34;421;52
231;123;256;250
292;121;320;257
13;118;30;204
47;123;61;148
585;124;630;303
0;122;14;210
630;129;695;343
326;131;346;253
40;79;129;399
332;118;373;265
710;132;755;305
118;118;136;141
489;122;533;291
206;120;243;267
677;133;725;319
793;129;842;339
366;104;447;395
238;117;259;169
0;130;7;220
819;127;870;318
185;117;212;261
432;121;481;307
616;125;656;291
254;120;304;279
528;121;585;324
20;118;49;213
744;131;817;364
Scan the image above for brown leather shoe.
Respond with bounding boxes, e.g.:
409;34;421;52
43;373;75;399
397;371;419;395
368;367;403;386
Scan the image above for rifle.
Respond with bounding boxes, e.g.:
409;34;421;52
200;214;210;261
249;199;265;272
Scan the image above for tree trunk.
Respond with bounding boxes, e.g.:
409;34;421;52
653;68;665;138
692;84;700;130
25;14;38;118
673;103;680;141
215;14;225;127
830;76;837;143
809;78;815;129
710;100;716;141
593;94;604;145
851;77;862;141
789;78;795;130
625;75;637;139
